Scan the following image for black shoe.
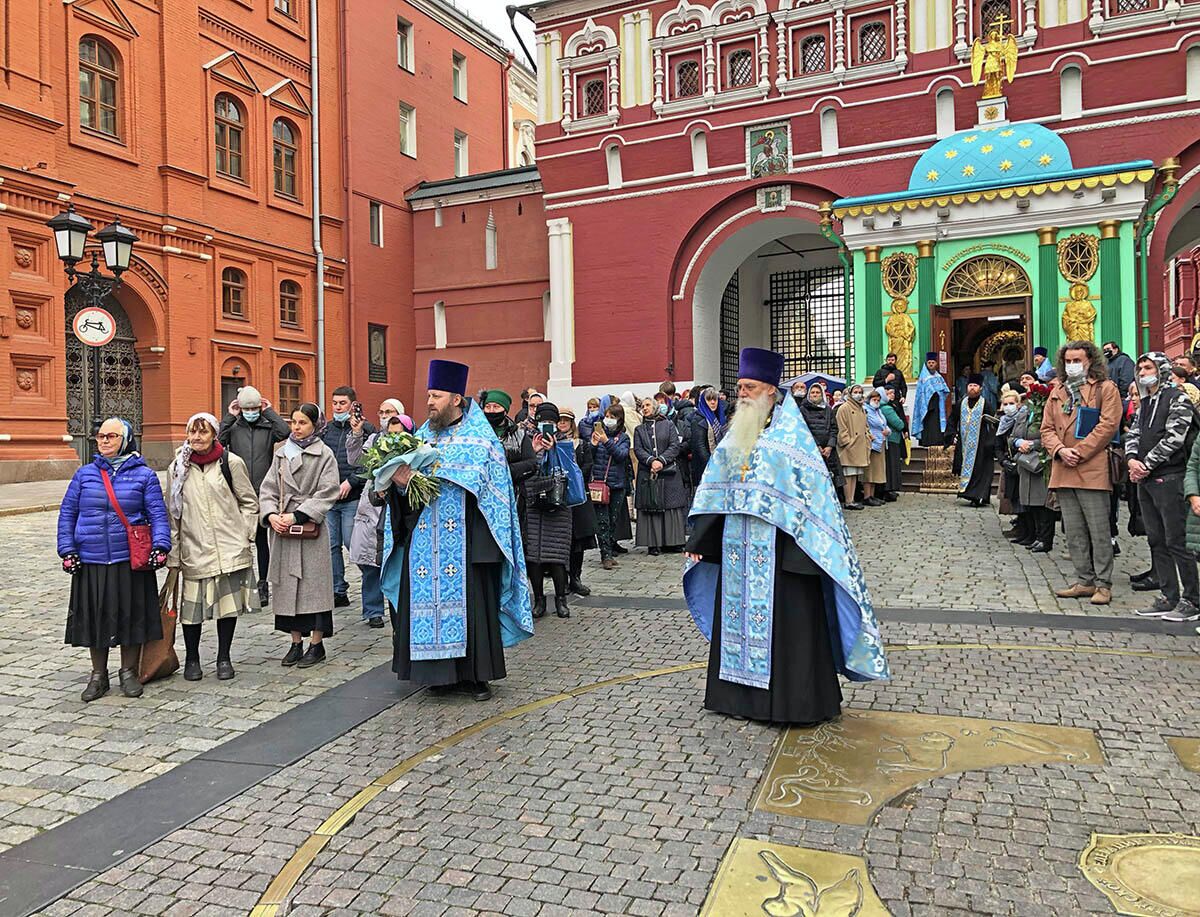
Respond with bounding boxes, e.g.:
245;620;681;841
333;593;350;608
184;659;203;681
648;547;661;556
367;617;385;629
532;596;547;619
81;671;109;703
1025;540;1045;552
282;642;304;666
1014;535;1037;546
1111;539;1121;557
296;643;326;668
555;595;570;619
1130;568;1155;583
428;684;455;696
118;667;143;698
257;580;270;608
881;493;898;502
568;577;591;597
216;660;235;680
1132;578;1162;593
1030;543;1051;554
471;681;493;702
613;544;628;555
864;497;885;507
844;502;864;511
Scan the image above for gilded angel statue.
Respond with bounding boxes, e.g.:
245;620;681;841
970;21;1018;100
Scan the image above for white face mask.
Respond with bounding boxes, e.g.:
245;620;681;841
1065;362;1086;380
603;418;618;431
851;392;865;403
1138;373;1158;392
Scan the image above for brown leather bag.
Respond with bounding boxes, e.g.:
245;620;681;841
138;569;180;684
276;463;322;539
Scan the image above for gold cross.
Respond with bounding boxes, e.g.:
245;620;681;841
740;461;751;482
991;11;1013;38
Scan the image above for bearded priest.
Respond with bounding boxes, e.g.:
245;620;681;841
683;348;889;725
379;359;534;702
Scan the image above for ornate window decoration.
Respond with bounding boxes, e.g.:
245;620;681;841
79;37;120;138
943;255;1031;301
881;252;918;297
214;94;245;180
582;77;606;116
1089;0;1172;36
222;267;248;319
560;18;620;131
777;3;903;93
857;21;887;64
278;363;303;416
801;35;828;74
651;0;768;115
1057;234;1099;282
1113;0;1152;12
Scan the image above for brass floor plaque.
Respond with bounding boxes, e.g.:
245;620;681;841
701;838;890;917
754;709;1103;826
1079;833;1200;917
1167;737;1200;775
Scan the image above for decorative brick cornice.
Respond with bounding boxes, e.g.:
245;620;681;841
198;9;310;83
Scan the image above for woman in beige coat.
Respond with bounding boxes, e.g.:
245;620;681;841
835;384;871;510
259;403;340;668
167;413;259;681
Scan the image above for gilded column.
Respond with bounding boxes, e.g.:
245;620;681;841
916;240;935;361
1098;220;1122;348
864;246;883;376
1037;226;1059;353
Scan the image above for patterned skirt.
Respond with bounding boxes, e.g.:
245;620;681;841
65;562;161;649
179;568;254;625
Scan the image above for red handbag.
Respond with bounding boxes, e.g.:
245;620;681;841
588;457;613;505
99;467;153;571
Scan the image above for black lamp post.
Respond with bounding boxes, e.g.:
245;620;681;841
46;205;139;453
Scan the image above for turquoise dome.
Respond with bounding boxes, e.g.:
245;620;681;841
907;122;1073;192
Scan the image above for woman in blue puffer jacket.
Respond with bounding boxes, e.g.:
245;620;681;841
58;417;171;702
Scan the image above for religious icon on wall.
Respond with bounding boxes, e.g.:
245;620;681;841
368;324;387;383
969;14;1018;100
1061;282;1098;343
747;123;790;179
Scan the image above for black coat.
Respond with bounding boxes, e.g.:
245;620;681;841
321;417;377;502
572;440;597;543
689;411;724;482
633;417;688;511
218;408;289;493
523;448;574;566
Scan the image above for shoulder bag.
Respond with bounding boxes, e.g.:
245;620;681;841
99;467;153;571
138;569;180;684
588;456;613;505
1016;450;1045;475
276;461;322;539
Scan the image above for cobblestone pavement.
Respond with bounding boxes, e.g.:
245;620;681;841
5;495;1197;917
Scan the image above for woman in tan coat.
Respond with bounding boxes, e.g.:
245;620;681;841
259;403;341;667
835;384;871;510
167;413;259;681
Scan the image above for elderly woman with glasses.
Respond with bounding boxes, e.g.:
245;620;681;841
58;418;171;701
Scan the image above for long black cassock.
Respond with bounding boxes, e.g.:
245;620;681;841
684;514;843;726
949;395;997;505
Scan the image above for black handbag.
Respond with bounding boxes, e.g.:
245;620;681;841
1016;451;1045;474
529;471;567;513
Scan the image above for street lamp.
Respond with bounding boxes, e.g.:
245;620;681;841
45;205;139;454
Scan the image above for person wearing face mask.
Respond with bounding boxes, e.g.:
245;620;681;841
591;405;631;569
481;390;539;537
220;385;289;607
1011;380;1058;553
692;386;728;483
947;373;997;508
1041;341;1123;605
167;413;258;680
879;386;906;501
995;389;1025;537
321;386;377;610
1103;342;1135;398
835;384;871;510
799;381;843;494
1126;352;1200;622
634;396;688;555
863;388;890;506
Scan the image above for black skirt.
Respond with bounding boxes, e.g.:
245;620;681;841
275;611;334;638
65;562;162;649
704;571;843;726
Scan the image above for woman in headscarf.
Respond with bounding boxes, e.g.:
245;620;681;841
633;396;688;554
835;384;870;510
167;413;258;681
798;382;843;493
258;403;341;667
57;418;171;701
558;408;597;597
690;386;727;484
864;388;889;507
879;386;906;501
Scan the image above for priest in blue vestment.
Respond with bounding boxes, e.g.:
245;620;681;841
683;347;889;726
379;359;533;702
912;352;951;447
948;372;997;508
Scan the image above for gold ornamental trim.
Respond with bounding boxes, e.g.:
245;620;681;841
943;254;1032;301
1079;832;1200;917
941;241;1031;271
833;168;1156;219
881;251;918;297
916;239;935;258
1057;233;1100;282
1037;226;1059;246
864;245;881;263
1099;219;1122;240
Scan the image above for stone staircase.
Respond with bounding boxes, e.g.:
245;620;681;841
903;444;1001;495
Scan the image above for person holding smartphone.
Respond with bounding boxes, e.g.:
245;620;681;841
524;403;576;618
591;404;631;570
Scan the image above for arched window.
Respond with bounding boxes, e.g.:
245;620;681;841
690;130;709;176
857;22;887;64
1188;46;1200;102
820;108;839;156
675;60;700;98
582;77;606;117
935;87;956;138
279;280;300;326
727;49;754;89
79;37;120;137
214;94;245;180
980;0;1012;34
605;143;623;189
278;364;303;416
801;35;828;74
1059;65;1082;120
273;119;299;198
222;267;247;319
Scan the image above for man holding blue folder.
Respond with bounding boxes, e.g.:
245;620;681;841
1040;341;1123;605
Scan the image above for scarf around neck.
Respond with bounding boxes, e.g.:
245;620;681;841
289;407;327;449
169;412;222;518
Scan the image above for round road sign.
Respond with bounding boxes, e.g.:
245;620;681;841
72;307;116;347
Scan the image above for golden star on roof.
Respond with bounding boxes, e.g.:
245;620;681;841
1038;154;1053;166
926;169;940;182
1000;129;1015;137
961;164;976;177
944;149;959;159
999;160;1013;171
981;144;994;153
1018;138;1033;148
963;134;979;143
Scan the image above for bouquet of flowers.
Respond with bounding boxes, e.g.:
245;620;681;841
361;431;441;511
1022;383;1053;482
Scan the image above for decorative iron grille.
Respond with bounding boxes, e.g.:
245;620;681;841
943;255;1031;301
583;78;606;116
720;271;740;394
769;266;852;379
857;22;886;64
980;0;1013;32
727;50;754;88
676;60;700;98
1113;0;1151;14
801;36;827;73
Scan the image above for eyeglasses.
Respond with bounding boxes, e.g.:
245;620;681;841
95;433;121;441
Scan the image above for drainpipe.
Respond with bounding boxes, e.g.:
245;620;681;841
1135;157;1179;354
819;201;854;381
310;0;327;405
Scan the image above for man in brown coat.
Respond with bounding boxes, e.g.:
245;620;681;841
1040;341;1123;605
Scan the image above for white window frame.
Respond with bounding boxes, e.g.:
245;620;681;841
485;210;497;271
454;131;469;177
452;52;467;102
397;17;413;72
820;107;839;156
399;102;416;158
935;87;955;138
434;300;447;349
690;129;708;176
369;201;383;247
605;143;623;189
1059;65;1082;120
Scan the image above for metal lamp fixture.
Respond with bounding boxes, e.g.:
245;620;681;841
46;204;94;267
95;217;138;274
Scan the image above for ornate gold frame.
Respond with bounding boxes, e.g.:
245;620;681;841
1057;233;1099;282
881;252;917;297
